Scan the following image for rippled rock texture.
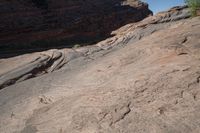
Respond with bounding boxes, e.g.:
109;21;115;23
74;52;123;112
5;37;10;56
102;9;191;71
1;6;200;133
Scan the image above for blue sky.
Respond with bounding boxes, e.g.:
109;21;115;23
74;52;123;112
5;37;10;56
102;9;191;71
144;0;186;14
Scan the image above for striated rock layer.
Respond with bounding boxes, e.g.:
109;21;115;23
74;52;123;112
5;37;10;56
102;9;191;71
0;0;152;51
1;6;200;133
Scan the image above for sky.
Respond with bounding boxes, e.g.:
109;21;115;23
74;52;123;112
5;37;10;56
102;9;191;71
144;0;186;14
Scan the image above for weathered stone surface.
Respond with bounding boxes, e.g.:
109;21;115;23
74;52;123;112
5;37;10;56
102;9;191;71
0;0;152;50
0;49;83;89
0;7;200;133
0;6;193;90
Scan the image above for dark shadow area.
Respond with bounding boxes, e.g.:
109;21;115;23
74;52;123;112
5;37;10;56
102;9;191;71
32;0;48;9
0;35;110;58
0;0;152;59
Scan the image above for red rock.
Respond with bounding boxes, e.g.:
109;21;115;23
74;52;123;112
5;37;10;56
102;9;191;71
0;0;152;49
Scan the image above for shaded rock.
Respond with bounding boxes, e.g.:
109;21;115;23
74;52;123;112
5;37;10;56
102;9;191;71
0;0;152;51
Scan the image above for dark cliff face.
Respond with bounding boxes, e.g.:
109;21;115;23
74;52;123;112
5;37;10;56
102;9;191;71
0;0;152;50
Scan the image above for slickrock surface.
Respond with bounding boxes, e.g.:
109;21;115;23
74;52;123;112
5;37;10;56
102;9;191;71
0;6;200;133
0;0;152;50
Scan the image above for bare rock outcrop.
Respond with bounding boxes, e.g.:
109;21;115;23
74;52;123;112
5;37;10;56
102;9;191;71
0;0;152;51
0;6;200;133
0;6;192;89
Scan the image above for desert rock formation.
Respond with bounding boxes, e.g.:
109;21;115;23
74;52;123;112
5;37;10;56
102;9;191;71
0;5;200;133
0;0;152;50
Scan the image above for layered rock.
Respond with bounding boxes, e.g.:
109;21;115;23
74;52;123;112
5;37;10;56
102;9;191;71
0;0;152;50
1;6;200;133
0;6;191;89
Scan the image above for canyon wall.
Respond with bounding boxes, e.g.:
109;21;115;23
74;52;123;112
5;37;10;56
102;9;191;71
0;0;152;50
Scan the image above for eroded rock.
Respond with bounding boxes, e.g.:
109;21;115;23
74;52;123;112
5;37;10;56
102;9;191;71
0;7;200;133
0;0;152;50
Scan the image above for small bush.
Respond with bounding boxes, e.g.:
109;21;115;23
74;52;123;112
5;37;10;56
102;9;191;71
73;44;81;49
185;0;200;16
